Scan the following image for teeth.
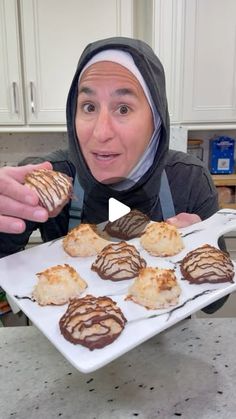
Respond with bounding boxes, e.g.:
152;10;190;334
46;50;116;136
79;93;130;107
96;154;115;160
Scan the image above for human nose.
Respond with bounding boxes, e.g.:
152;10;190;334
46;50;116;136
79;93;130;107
92;108;114;142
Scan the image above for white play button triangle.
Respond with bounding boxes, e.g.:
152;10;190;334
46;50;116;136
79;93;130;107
108;198;130;222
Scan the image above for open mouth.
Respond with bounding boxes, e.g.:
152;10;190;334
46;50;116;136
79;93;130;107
93;152;120;161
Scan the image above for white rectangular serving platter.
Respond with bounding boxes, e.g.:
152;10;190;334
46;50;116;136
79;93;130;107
1;208;236;373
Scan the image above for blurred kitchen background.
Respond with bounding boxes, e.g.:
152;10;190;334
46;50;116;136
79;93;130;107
1;0;236;323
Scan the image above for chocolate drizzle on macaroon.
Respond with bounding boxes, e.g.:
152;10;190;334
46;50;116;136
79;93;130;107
91;241;146;281
104;209;150;240
180;244;234;284
59;295;127;350
25;169;72;213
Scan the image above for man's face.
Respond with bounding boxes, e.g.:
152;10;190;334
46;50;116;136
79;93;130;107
75;61;154;184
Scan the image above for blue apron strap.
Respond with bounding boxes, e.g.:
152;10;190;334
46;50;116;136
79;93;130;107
68;175;84;230
159;169;176;219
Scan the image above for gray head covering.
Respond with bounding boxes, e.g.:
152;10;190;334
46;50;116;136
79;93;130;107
66;36;170;223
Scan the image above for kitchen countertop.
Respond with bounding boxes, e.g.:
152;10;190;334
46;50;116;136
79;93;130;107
0;318;236;419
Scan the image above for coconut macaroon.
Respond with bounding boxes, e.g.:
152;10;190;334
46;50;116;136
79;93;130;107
104;209;150;240
32;264;87;306
126;267;181;309
25;169;73;215
140;222;184;257
180;244;235;284
63;223;110;257
59;294;127;350
91;241;147;281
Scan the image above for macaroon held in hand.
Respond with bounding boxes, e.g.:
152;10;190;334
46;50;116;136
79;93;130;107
0;161;52;234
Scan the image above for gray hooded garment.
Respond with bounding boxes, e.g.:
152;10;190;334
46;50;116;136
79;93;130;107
66;37;170;222
66;36;218;224
0;37;228;313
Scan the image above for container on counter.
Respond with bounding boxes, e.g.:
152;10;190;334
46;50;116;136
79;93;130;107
209;136;235;174
187;139;204;161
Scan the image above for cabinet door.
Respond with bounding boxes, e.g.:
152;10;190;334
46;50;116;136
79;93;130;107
0;0;24;124
20;0;133;125
152;0;184;123
182;0;236;123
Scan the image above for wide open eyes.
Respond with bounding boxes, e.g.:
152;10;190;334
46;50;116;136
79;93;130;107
83;103;96;113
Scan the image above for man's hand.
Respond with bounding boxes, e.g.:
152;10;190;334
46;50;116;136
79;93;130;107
0;162;52;234
166;212;201;228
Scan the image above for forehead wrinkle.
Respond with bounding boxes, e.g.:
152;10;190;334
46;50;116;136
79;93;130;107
79;62;144;98
78;85;138;100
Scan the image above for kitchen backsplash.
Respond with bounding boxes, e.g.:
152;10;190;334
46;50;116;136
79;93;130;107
1;128;235;168
0;132;68;167
0;126;189;168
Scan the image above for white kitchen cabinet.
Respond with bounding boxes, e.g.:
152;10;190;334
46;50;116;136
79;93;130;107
0;0;133;127
136;0;185;123
151;0;185;123
150;0;236;125
0;0;25;124
182;0;236;123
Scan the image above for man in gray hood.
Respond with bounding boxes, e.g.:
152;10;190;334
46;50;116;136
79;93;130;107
0;37;226;313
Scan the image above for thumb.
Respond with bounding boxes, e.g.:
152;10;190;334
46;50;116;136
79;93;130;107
166;213;201;228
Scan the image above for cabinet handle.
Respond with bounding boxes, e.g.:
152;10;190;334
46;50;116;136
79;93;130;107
30;81;36;114
12;82;19;114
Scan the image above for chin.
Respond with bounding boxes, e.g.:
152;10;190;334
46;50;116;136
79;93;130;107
92;171;127;185
101;176;126;185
